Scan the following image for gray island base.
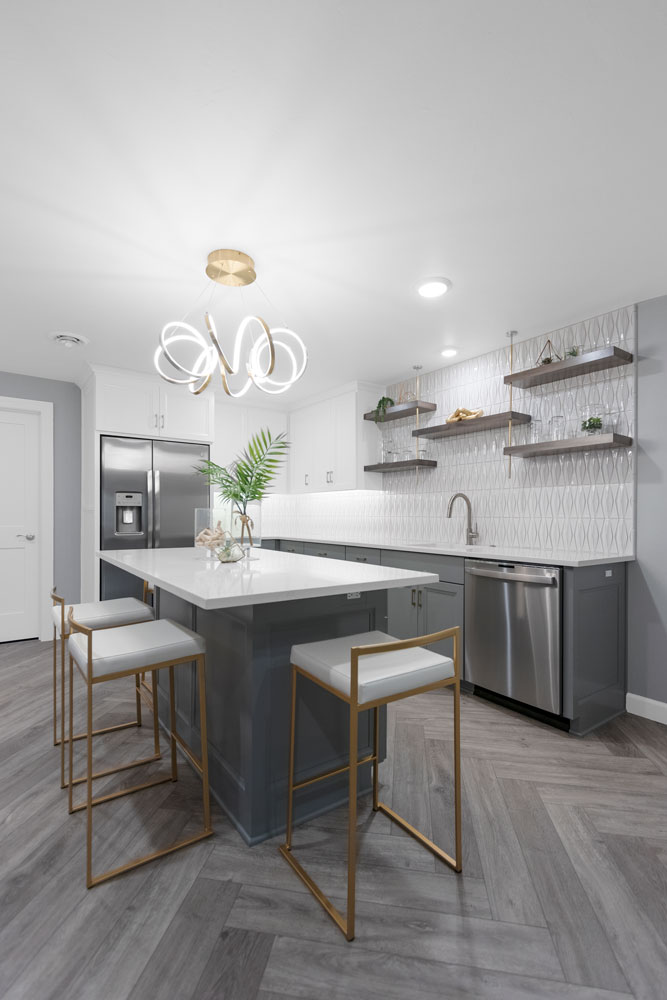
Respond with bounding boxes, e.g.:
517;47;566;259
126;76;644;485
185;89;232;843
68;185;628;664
155;586;389;844
97;547;439;845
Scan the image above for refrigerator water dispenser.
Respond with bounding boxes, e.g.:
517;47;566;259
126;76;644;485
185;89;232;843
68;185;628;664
115;492;143;534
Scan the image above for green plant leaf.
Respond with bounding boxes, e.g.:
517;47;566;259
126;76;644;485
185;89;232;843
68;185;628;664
197;428;290;513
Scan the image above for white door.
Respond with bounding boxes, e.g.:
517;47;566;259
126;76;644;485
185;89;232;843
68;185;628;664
0;408;40;640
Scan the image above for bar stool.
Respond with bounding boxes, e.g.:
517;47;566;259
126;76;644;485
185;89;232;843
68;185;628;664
280;626;461;941
67;608;212;888
51;587;154;788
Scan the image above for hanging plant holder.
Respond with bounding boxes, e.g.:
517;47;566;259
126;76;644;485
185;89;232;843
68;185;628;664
535;338;562;366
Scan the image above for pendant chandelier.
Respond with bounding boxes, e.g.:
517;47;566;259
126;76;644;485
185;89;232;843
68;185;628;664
154;249;307;397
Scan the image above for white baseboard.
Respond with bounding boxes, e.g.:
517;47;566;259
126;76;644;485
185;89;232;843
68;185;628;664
626;692;667;726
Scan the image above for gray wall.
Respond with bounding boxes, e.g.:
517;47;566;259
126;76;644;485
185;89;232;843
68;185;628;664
0;372;81;604
628;296;667;703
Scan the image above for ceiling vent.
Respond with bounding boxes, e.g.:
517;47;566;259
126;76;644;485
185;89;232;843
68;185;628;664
48;332;89;349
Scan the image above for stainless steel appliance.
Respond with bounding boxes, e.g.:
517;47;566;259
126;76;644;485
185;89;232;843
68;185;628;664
100;436;210;600
465;559;562;715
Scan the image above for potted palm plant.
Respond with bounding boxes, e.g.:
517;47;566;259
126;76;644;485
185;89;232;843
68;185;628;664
197;429;289;553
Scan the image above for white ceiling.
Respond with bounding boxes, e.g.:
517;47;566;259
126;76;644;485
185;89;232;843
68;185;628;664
1;1;666;406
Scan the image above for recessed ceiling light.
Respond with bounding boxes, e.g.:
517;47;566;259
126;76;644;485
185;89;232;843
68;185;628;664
48;332;89;349
417;277;451;299
441;348;457;358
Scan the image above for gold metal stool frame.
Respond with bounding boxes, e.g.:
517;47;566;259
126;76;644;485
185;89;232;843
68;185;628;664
51;587;155;789
280;626;462;941
67;608;213;888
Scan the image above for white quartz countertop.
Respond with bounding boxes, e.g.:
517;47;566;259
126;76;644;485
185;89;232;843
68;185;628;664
266;535;634;568
98;548;439;610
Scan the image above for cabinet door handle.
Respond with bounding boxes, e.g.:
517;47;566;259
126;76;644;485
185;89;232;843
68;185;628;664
305;474;309;486
411;588;416;607
356;556;367;562
154;413;158;428
417;589;423;608
317;551;328;558
160;414;165;429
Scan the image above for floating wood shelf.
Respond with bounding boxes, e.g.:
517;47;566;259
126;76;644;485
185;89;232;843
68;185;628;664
503;346;633;389
364;459;438;473
363;400;437;423
412;410;531;439
503;433;633;458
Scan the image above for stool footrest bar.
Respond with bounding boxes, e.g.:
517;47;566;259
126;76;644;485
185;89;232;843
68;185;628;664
293;752;376;792
70;773;173;813
69;751;162;788
56;719;140;746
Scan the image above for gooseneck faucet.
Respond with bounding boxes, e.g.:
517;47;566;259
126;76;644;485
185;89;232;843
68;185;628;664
447;492;479;546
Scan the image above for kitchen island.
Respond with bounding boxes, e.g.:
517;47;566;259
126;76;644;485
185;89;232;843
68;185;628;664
98;547;438;843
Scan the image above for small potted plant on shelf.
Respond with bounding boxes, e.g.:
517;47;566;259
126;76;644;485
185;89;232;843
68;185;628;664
372;396;395;422
581;416;603;435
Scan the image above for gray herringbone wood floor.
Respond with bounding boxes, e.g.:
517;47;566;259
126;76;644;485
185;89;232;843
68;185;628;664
2;641;667;999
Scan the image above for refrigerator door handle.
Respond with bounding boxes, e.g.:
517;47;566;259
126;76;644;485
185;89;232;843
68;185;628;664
147;470;154;546
154;469;161;547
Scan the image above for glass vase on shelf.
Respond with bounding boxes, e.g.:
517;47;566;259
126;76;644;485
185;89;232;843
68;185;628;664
580;405;605;436
194;506;234;559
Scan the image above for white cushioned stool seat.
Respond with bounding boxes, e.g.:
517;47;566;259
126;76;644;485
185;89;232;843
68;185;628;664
291;630;454;705
52;597;153;636
69;619;205;681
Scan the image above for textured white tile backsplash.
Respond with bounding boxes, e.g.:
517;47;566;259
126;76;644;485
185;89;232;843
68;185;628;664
264;306;636;556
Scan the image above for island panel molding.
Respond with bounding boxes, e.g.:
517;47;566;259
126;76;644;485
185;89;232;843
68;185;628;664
265;305;636;557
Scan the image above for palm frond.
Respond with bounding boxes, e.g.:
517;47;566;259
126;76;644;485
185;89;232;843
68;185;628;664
197;429;289;513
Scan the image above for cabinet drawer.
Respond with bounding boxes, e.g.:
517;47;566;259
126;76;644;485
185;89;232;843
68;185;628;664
302;541;346;560
280;540;304;554
346;546;381;565
380;549;464;584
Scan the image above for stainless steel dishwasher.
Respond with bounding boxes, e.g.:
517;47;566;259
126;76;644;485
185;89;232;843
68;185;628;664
465;559;562;715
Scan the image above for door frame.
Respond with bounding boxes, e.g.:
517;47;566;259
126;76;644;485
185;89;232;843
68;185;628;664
0;396;54;641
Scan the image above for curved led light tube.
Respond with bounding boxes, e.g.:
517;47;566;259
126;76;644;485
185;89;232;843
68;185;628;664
154;314;307;397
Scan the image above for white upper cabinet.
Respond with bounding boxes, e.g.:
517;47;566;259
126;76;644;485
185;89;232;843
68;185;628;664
96;372;160;437
158;382;214;442
93;368;214;442
288;383;383;494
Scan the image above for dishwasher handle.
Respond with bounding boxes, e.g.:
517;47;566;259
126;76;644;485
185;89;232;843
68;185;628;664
466;566;559;585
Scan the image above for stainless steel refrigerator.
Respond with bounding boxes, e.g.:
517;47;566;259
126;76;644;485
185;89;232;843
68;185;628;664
100;435;210;601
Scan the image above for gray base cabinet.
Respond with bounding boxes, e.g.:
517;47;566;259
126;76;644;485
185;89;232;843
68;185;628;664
265;538;629;735
155;586;387;844
382;550;465;663
563;563;627;735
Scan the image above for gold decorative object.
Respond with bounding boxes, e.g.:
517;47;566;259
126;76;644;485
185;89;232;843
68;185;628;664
205;249;256;287
445;406;484;424
536;337;562;366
